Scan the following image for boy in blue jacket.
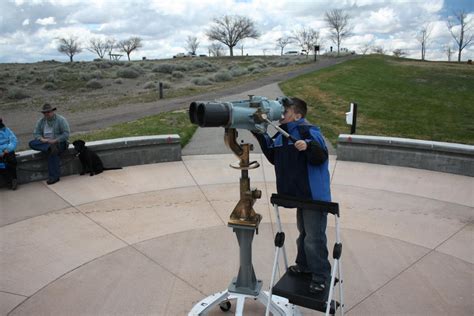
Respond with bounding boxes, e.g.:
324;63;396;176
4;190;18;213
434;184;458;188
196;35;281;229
0;117;18;190
253;97;331;293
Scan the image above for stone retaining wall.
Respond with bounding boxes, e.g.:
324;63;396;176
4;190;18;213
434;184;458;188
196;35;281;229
337;134;474;177
3;135;181;185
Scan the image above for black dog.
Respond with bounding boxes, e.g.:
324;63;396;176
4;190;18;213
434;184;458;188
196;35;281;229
73;140;121;176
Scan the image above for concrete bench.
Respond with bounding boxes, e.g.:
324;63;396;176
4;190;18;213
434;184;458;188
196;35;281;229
337;134;474;177
2;135;181;186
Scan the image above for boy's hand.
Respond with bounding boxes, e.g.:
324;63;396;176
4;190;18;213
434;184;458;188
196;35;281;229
294;140;307;151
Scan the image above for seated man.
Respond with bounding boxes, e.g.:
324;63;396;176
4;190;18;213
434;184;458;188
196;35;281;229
29;103;70;185
0;117;18;190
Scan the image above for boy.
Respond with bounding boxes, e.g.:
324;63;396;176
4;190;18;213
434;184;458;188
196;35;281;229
253;97;331;293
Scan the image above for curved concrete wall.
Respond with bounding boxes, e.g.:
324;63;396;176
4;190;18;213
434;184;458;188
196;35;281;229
337;134;474;177
7;135;181;185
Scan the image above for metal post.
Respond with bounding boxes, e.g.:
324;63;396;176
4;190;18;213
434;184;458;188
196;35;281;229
350;103;357;134
159;82;164;99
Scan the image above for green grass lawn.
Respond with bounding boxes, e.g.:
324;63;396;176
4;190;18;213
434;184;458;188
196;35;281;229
279;55;474;146
70;110;197;147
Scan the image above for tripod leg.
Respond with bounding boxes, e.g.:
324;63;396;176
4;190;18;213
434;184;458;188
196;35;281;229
325;260;339;316
338;259;345;316
266;246;280;316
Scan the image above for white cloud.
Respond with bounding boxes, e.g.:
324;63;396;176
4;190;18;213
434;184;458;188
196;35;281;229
0;0;473;62
35;16;56;25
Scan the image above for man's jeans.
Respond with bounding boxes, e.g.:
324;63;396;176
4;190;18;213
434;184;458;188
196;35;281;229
29;139;67;180
295;207;331;283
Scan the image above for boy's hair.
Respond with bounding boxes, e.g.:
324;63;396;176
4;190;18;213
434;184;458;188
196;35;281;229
283;97;307;118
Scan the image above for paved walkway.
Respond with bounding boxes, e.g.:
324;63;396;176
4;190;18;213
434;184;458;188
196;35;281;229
1;155;472;315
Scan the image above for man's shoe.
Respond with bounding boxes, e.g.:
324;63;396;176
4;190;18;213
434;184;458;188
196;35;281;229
309;280;326;293
11;179;18;190
46;178;60;185
288;265;311;275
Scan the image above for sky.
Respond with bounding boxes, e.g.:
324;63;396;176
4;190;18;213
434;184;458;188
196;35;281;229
0;0;473;63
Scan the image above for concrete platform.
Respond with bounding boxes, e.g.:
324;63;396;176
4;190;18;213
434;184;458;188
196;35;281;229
1;154;472;315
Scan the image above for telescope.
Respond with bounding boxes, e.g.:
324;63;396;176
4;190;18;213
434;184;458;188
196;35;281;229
189;95;285;133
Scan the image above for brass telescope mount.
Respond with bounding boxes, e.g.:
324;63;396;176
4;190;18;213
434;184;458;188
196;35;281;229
224;128;262;228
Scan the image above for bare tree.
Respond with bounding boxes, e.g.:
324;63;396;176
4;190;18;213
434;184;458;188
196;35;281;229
358;40;374;55
209;43;224;57
206;15;260;57
117;37;143;61
447;10;473;62
239;43;244;56
372;46;385;54
292;27;320;57
276;36;292;56
57;37;82;62
325;9;352;56
417;23;432;61
87;38;110;59
443;44;454;61
392;49;406;58
186;36;199;55
106;38;116;59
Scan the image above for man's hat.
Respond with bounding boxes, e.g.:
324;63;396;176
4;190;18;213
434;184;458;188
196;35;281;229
40;103;57;113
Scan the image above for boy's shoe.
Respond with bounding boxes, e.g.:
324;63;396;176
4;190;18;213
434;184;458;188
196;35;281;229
46;178;60;185
288;265;311;275
309;280;326;293
11;179;18;190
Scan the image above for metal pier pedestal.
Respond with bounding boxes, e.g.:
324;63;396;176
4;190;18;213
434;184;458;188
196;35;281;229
189;129;301;315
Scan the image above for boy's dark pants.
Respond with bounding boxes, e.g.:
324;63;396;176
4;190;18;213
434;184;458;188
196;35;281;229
295;208;331;283
0;151;17;184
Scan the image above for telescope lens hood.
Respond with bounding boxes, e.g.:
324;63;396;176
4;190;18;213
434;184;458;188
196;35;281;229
196;102;231;127
189;102;200;124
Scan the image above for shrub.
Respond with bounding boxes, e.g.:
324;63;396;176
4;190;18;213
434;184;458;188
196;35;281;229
230;66;248;77
114;78;123;84
86;79;103;89
92;70;103;79
15;73;32;82
7;88;29;99
42;82;57;90
152;64;176;74
79;72;94;81
95;61;113;69
192;78;213;86
46;74;56;82
213;71;233;82
143;81;157;89
174;64;189;72
55;66;70;73
161;81;171;89
116;68;140;78
172;71;185;79
247;63;265;72
190;60;212;69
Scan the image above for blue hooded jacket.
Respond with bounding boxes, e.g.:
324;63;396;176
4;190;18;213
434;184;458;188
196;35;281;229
254;118;331;202
0;127;17;169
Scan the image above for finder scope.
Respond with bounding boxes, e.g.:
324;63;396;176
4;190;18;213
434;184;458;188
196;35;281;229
189;96;285;133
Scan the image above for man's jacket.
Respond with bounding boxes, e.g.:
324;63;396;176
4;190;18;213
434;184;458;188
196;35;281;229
33;114;70;143
254;118;331;202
